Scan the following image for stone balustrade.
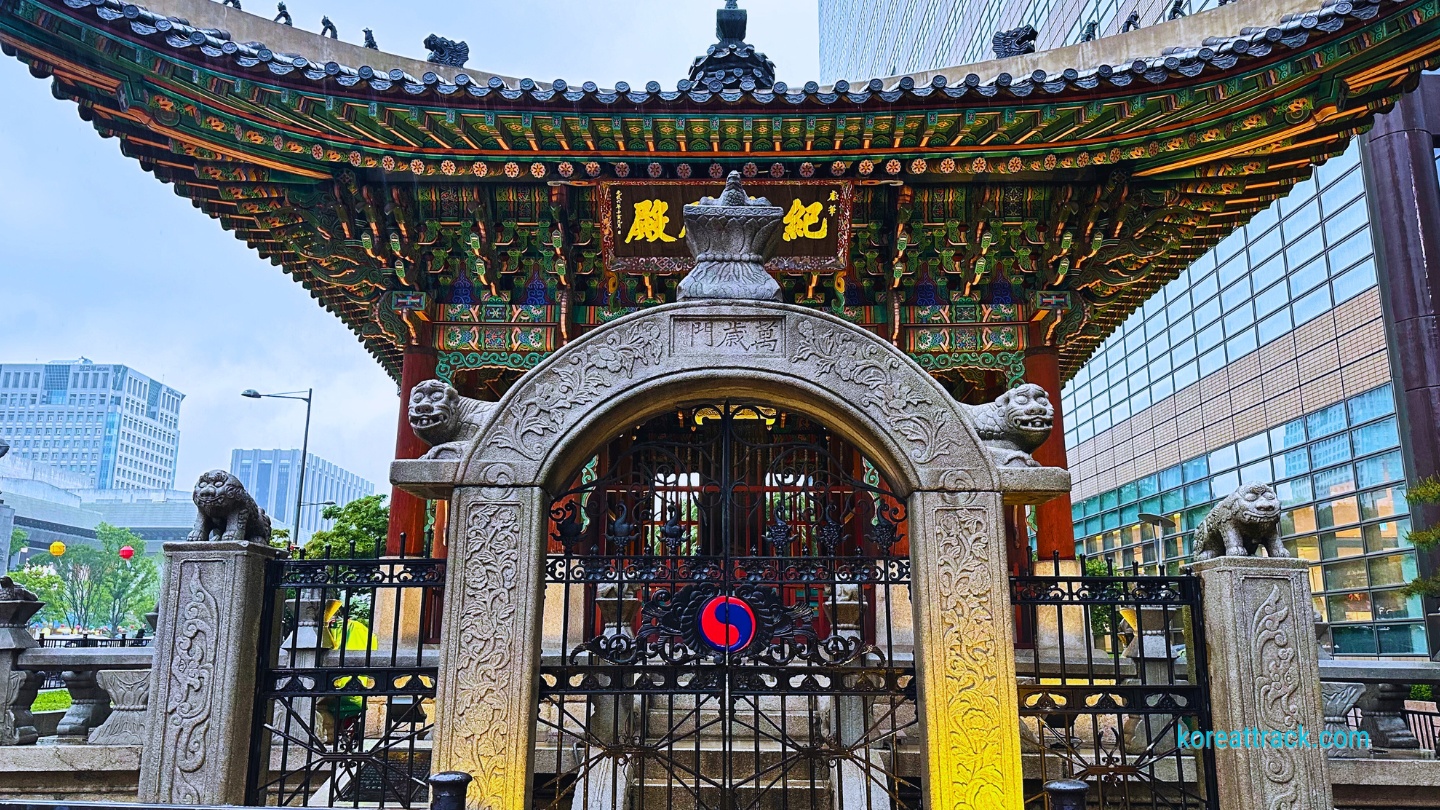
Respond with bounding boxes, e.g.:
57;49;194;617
1;642;153;747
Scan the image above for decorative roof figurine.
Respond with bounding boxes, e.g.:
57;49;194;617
1122;11;1141;32
425;34;468;67
677;171;784;302
687;0;776;91
1168;0;1188;20
992;25;1038;59
221;0;240;9
274;1;291;26
363;28;378;49
320;15;337;39
1081;21;1098;42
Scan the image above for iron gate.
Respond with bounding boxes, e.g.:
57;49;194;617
247;545;446;807
536;402;919;810
1012;557;1219;809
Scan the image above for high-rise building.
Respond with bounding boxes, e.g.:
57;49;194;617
820;0;1235;83
0;359;183;490
228;449;376;543
821;6;1440;656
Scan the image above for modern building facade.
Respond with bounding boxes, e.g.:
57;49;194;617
821;0;1239;82
0;359;183;490
228;449;375;542
821;6;1440;657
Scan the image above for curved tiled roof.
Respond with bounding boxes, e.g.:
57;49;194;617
45;0;1403;107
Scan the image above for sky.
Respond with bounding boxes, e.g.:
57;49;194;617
0;0;822;495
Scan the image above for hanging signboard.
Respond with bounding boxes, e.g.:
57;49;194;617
600;180;853;273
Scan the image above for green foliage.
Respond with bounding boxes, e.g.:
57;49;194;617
304;495;389;559
1412;684;1435;702
1402;573;1440;600
7;566;66;624
32;689;71;713
1084;557;1119;641
96;524;159;634
9;528;27;560
1404;475;1440;594
14;524;159;633
1405;475;1440;505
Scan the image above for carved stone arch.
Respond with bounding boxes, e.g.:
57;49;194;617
455;300;998;495
394;300;1068;810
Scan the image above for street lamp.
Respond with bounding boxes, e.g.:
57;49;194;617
1138;511;1177;571
242;388;313;542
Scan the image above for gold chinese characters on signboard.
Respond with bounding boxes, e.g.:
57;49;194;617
602;181;853;273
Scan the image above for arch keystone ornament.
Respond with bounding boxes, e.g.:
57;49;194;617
393;300;1069;810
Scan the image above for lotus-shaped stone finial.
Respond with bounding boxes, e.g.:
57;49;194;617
677;171;783;301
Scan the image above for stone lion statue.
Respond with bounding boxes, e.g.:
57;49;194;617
408;379;496;460
964;383;1054;468
1193;483;1287;560
190;470;272;544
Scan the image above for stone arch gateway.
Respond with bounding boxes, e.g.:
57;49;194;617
391;300;1070;810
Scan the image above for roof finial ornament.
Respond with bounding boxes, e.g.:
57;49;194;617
687;0;776;90
676;171;784;302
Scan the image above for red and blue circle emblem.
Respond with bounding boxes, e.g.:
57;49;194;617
698;595;758;653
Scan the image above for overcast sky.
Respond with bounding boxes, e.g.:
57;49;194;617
0;0;821;494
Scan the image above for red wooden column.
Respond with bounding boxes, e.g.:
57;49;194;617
1023;341;1077;560
387;343;437;556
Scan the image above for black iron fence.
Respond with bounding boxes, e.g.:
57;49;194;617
1011;556;1218;809
245;543;445;808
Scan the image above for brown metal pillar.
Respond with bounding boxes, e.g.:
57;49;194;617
1024;342;1076;559
388;342;437;556
1363;75;1440;656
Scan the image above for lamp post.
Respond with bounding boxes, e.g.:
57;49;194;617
1139;511;1177;573
242;388;313;542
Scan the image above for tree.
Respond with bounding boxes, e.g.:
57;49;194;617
96;524;159;635
7;565;65;624
18;524;160;633
1403;476;1440;600
9;528;27;564
303;495;389;558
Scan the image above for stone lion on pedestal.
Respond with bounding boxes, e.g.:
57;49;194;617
189;470;272;544
1193;483;1287;560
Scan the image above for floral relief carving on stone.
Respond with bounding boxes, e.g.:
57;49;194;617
928;506;1009;805
791;320;959;465
165;561;220;804
492;321;663;460
1251;582;1302;806
448;501;524;809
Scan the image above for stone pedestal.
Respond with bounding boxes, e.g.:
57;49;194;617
138;540;281;805
1192;556;1331;810
56;669;111;742
1359;682;1422;752
1321;682;1366;759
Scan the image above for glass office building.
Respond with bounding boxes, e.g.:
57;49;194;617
821;4;1439;656
229;449;376;543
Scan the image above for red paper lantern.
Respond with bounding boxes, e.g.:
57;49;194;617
118;545;135;561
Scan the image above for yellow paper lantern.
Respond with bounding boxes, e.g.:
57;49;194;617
48;541;66;557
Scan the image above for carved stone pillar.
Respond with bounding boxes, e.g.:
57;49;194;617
1192;556;1331;809
89;669;152;745
430;486;548;810
908;490;1023;810
139;540;281;805
1320;682;1366;759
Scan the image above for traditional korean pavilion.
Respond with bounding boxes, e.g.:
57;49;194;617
3;0;1438;556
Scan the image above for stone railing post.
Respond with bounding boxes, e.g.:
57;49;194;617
55;669;111;742
1192;556;1331;809
89;669;152;745
1358;682;1421;753
0;600;42;746
139;540;280;805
